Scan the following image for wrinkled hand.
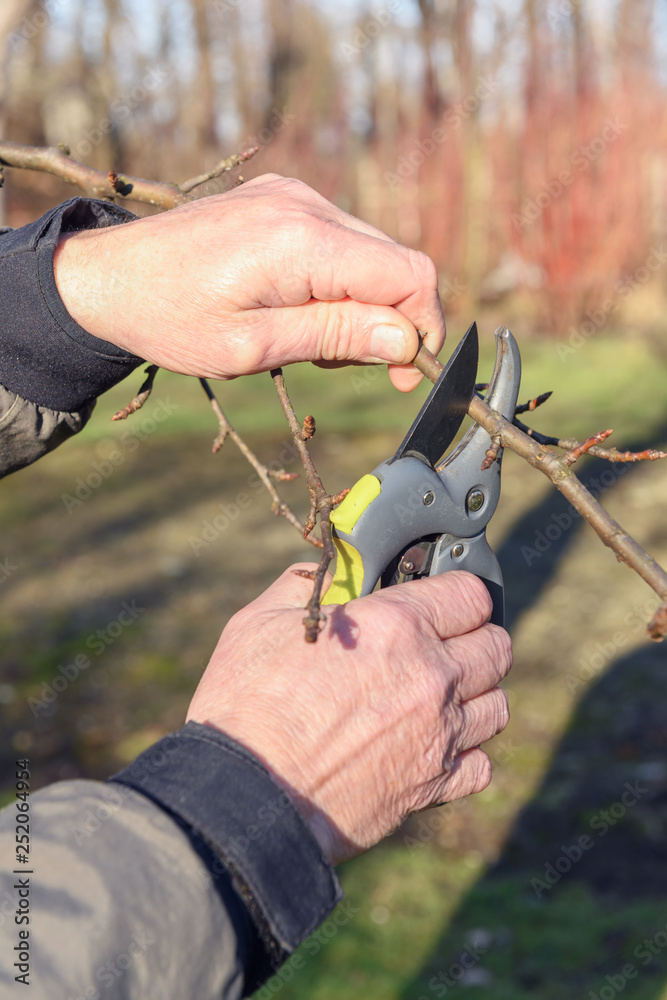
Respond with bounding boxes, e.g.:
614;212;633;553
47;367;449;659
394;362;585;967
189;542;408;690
53;175;445;392
186;566;512;866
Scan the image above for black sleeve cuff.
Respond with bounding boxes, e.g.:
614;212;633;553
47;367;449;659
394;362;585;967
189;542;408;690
108;722;343;983
0;197;143;410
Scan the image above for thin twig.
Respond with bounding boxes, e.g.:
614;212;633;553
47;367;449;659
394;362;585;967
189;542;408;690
514;391;553;414
271;368;336;641
481;433;502;471
179;147;259;194
513;417;667;463
412;344;667;640
199;378;322;548
111;365;159;420
562;430;614;466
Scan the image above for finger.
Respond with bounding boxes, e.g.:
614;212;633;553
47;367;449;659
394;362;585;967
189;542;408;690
455;687;510;752
388;362;429;393
426;747;493;807
368;571;495;641
313;356;438;395
221;175;446;383
441;624;513;701
388;348;442;392
300;197;446;389
302;229;446;359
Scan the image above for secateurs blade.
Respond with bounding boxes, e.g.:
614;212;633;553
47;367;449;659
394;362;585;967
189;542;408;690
322;323;522;626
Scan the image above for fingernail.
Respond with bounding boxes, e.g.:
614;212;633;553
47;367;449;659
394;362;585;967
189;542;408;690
370;325;409;364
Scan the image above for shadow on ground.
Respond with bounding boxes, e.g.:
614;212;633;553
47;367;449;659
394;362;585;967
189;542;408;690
398;421;667;1000
399;636;667;1000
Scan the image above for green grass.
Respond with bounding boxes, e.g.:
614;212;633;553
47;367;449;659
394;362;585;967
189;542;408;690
257;854;667;1000
87;325;667;451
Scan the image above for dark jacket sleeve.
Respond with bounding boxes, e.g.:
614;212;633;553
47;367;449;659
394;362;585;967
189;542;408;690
0;202;343;995
0;197;143;477
0;724;342;998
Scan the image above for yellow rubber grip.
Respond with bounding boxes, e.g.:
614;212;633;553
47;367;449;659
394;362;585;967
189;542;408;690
322;538;366;605
322;474;381;605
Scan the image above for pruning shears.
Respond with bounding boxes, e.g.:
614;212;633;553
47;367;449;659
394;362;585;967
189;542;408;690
322;323;521;626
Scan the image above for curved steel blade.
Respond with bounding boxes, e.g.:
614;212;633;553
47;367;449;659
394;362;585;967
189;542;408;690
391;322;479;468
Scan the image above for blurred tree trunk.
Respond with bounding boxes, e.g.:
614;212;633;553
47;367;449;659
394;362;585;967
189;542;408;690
0;0;38;224
416;0;443;121
191;0;218;157
265;0;298;126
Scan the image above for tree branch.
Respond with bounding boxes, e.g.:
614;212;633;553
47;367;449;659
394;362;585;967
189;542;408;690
271;368;337;642
0;141;258;210
179;147;259;194
198;378;321;548
412;344;667;640
513;416;667;463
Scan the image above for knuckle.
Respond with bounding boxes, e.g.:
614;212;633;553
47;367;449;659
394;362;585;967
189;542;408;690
254;171;284;184
447;749;492;800
278;175;310;198
492;687;510;734
452;571;494;622
487;624;513;677
475;751;493;791
407;247;438;289
226;333;266;375
319;305;355;360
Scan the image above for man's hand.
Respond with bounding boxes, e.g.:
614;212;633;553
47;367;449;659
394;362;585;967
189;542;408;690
53;174;445;392
186;567;512;866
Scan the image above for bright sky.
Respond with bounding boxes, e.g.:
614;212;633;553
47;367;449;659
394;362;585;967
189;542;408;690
45;0;667;95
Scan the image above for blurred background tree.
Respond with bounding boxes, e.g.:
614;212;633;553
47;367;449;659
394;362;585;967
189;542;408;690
1;0;666;334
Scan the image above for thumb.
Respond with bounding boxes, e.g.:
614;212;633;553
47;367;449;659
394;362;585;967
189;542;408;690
273;298;421;371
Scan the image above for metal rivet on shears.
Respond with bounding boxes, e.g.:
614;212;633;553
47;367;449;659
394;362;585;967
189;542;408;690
452;543;464;558
467;489;484;513
423;491;435;506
